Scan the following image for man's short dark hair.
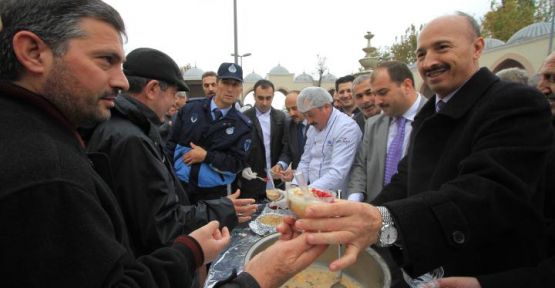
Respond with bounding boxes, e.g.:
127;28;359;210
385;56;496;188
202;71;217;80
253;79;275;94
0;0;125;81
372;61;415;87
335;75;355;91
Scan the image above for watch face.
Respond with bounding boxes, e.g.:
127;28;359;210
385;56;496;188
380;224;398;245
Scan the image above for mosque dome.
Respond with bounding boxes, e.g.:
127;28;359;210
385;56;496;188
321;73;337;82
244;71;263;82
182;66;204;80
269;64;290;75
506;22;551;45
294;72;314;83
484;38;505;50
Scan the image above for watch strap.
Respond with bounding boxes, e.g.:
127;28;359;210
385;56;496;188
377;206;393;225
376;206;396;247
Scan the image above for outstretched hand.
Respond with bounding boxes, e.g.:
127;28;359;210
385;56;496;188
294;200;381;271
189;221;230;264
227;189;257;223
244;232;328;288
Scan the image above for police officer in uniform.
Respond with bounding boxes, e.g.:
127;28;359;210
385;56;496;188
166;63;253;204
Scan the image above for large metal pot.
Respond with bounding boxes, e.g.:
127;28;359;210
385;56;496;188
244;233;391;288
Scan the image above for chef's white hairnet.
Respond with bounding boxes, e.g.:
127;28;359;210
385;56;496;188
297;86;333;113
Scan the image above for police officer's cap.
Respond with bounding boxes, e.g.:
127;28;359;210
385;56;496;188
217;63;243;82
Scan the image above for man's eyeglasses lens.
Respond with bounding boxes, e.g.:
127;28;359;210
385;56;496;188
543;74;555;83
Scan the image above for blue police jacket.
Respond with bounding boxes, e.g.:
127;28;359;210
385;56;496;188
166;97;253;188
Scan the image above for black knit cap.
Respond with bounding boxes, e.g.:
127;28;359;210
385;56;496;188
123;48;189;92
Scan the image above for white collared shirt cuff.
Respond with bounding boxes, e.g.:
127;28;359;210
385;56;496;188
347;192;365;202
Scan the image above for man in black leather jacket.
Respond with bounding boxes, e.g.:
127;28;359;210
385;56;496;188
87;48;257;256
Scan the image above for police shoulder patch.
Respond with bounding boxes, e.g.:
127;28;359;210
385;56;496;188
243;139;252;152
190;112;198;123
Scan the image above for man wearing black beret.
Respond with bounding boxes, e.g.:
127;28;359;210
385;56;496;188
87;48;257;257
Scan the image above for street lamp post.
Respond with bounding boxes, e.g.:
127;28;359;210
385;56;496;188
549;0;555;54
230;52;252;67
233;0;238;64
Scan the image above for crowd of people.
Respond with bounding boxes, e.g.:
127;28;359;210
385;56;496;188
1;0;554;288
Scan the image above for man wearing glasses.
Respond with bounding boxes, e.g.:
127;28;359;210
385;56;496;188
272;90;308;182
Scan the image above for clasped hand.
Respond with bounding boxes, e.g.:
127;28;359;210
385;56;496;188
271;164;294;182
182;142;206;165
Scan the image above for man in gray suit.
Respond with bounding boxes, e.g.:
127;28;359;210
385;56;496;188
347;61;426;202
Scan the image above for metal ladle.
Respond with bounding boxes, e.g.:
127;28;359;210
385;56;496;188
330;244;346;288
331;189;346;288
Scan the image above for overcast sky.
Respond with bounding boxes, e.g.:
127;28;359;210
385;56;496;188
105;0;493;78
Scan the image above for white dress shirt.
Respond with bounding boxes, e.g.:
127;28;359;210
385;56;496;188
256;108;272;169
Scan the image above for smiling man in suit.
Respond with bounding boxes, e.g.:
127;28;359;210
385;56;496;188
296;12;554;284
347;61;426;203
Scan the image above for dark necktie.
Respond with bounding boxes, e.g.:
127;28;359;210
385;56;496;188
297;123;306;154
212;108;223;121
436;100;446;112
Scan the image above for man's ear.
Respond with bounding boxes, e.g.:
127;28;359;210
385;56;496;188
144;79;160;100
402;78;414;93
12;30;52;75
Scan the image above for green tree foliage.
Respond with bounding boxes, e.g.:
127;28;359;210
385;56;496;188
389;24;421;65
535;0;554;22
376;47;393;62
378;0;553;65
481;0;553;41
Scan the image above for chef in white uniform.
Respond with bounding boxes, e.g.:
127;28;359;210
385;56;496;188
294;87;362;193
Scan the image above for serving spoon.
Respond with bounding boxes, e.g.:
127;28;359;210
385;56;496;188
331;189;346;288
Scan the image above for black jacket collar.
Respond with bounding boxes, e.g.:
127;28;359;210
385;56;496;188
115;94;161;129
418;68;499;120
0;81;84;147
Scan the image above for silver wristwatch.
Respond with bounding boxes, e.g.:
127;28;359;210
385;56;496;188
376;206;398;247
